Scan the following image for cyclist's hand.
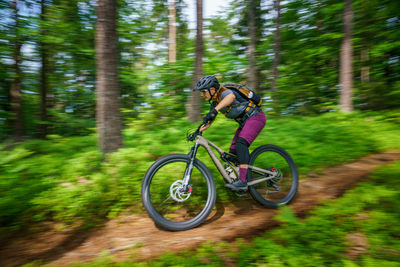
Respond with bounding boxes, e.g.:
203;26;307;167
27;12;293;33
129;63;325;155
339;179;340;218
200;123;211;132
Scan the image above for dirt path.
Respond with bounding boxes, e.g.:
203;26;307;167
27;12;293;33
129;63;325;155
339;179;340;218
1;151;400;267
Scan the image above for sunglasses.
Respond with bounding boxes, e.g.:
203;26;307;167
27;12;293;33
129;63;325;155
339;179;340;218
200;89;209;93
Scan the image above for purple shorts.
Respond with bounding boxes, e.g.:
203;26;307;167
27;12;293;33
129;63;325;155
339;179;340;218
230;110;266;149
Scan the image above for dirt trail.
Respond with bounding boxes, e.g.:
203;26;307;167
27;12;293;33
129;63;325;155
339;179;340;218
1;151;400;267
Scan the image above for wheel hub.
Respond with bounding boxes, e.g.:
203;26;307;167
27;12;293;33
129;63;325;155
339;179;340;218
269;167;283;183
266;167;282;192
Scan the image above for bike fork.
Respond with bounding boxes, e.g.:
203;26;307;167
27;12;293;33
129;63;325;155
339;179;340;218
182;143;200;186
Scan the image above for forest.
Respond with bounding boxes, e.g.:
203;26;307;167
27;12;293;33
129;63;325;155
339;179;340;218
0;0;400;266
1;0;399;143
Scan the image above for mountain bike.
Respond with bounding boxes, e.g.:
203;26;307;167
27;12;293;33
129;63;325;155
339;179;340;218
141;124;298;231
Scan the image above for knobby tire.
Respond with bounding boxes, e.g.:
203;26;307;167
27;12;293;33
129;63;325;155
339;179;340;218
248;145;298;207
141;154;216;231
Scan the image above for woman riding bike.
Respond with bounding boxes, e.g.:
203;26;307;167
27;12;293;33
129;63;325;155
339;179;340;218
194;75;266;192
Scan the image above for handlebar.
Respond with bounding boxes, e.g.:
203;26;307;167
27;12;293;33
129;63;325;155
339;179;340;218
187;122;208;141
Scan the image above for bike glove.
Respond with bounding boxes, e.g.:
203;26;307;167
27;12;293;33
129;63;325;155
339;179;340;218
203;108;218;123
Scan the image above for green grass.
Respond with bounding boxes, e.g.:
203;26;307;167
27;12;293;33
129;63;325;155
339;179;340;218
1;111;400;231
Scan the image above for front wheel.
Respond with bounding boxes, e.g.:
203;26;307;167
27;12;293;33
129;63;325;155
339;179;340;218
248;145;298;208
141;154;216;231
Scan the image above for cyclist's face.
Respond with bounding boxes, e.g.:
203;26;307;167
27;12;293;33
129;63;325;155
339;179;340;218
201;88;215;101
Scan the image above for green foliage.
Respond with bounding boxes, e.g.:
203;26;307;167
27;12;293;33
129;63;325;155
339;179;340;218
0;135;98;228
271;0;343;115
2;0;400;139
1;112;400;233
353;0;400;111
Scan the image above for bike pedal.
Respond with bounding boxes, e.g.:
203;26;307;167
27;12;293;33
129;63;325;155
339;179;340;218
272;184;280;191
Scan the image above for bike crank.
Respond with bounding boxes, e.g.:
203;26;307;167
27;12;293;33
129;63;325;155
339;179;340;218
234;190;248;197
170;180;192;202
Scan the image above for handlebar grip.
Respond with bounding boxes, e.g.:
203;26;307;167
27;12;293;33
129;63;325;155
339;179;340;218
187;123;208;141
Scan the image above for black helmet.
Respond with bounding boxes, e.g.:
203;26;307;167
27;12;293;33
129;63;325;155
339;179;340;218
193;75;220;91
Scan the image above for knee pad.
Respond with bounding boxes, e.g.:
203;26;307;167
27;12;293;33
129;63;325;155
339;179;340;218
235;137;250;164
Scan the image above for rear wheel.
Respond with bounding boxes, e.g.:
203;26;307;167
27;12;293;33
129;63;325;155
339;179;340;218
141;154;216;231
248;145;298;207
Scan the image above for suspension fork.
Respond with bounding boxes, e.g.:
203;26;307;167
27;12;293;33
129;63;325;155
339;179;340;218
182;142;200;186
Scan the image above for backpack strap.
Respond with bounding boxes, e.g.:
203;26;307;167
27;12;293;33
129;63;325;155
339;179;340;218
213;86;227;103
246;101;257;111
223;83;240;90
214;86;234;116
223;104;234;116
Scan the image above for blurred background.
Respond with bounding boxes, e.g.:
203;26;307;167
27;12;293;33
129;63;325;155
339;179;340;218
1;0;399;142
0;0;400;266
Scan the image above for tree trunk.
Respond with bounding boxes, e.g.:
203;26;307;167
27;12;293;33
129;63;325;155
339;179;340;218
271;0;281;113
187;0;202;122
271;0;280;93
96;0;122;153
10;0;22;139
339;0;354;113
360;48;369;83
39;0;48;139
168;0;177;63
248;0;258;91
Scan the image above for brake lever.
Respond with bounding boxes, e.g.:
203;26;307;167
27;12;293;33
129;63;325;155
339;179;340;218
187;123;208;142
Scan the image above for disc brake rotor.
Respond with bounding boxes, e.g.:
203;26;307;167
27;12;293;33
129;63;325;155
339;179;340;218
264;168;283;195
170;180;191;202
269;167;283;183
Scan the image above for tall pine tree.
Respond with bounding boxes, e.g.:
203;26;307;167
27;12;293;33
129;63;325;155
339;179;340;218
10;0;23;139
187;0;203;122
96;0;122;153
339;0;354;112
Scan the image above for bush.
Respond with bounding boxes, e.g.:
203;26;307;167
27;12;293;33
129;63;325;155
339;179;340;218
1;111;400;230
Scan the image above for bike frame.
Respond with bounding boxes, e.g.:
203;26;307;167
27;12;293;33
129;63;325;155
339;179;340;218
183;133;277;187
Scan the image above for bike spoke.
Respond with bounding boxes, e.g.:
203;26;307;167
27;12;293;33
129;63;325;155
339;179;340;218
147;159;211;223
160;194;173;206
